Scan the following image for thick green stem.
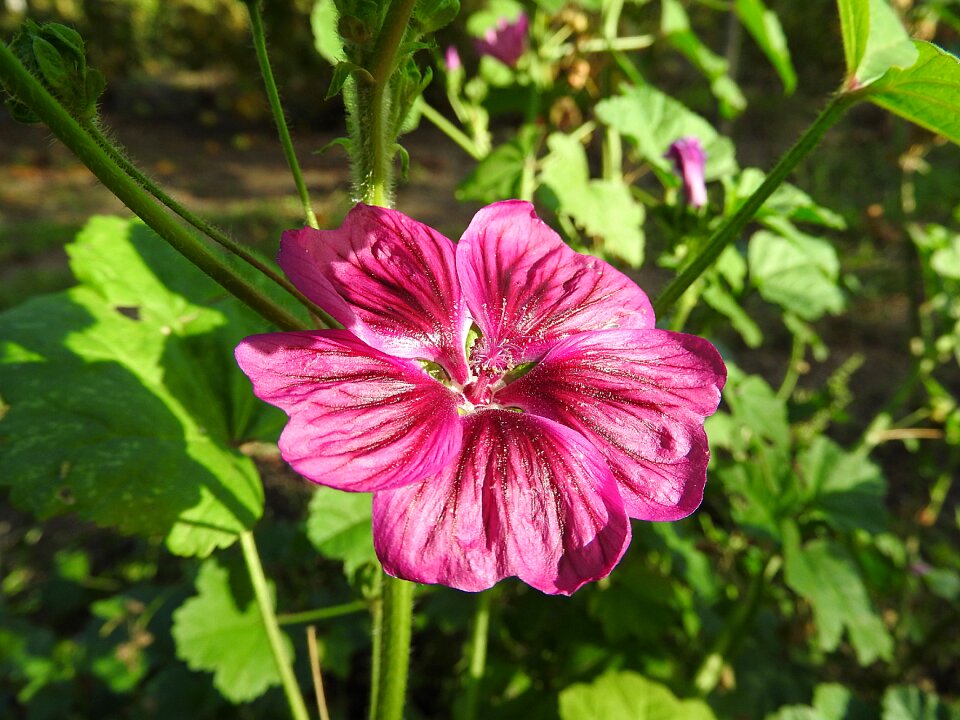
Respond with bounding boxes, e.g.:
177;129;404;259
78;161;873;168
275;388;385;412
373;575;414;720
0;40;308;331
245;0;319;229
240;531;310;720
84;122;337;327
462;591;493;720
653;93;857;317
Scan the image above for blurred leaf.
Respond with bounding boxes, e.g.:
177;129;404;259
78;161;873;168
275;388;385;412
596;85;738;180
457;125;538;203
837;0;918;85
730;168;847;229
797;437;888;534
882;685;960;720
0;217;271;557
921;567;960;601
735;0;796;93
748;228;845;320
783;530;894;665
559;671;716;720
661;0;746;117
539;133;646;266
868;41;960;146
172;557;289;703
306;487;377;577
702;283;764;348
312;0;344;64
715;370;791;451
412;0;460;34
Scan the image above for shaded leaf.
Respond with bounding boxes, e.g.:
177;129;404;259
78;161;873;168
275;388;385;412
306;487;377;577
735;0;796;93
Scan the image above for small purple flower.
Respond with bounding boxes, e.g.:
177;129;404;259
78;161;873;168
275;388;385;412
666;136;709;209
474;12;528;67
235;201;726;595
444;45;462;72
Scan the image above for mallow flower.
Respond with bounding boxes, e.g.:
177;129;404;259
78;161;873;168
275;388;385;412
235;201;726;595
474;12;528;67
666;136;708;209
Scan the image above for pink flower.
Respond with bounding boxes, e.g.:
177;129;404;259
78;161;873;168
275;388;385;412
235;201;726;595
666;136;708;209
474;12;528;67
444;45;462;72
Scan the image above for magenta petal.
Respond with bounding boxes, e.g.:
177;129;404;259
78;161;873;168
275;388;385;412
497;329;726;521
372;409;630;595
279;204;471;383
456;201;655;364
235;330;461;492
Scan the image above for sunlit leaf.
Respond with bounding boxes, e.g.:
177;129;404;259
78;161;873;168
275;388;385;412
837;0;918;85
559;671;716;720
735;0;796;93
882;685;960;720
172;557;289;703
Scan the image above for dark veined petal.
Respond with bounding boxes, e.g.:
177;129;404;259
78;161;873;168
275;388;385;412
497;329;726;521
372;409;630;595
455;200;654;365
279;204;471;383
235;330;462;492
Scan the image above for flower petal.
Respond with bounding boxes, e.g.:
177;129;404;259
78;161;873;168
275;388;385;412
279;204;471;383
497;329;726;521
372;409;630;595
456;200;654;364
235;330;461;492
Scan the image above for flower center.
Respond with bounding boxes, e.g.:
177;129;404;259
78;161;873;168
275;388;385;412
462;369;501;406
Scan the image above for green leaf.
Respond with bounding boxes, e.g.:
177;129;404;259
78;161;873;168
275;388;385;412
783;530;894;665
729;168;847;229
539;133;646;266
734;0;796;93
701;283;764;348
0;217;269;557
837;0;918;85
559;671;717;720
596;85;738;181
796;437;888;533
748;228;845;320
306;487;377;577
661;0;746;117
457;125;538;204
868;41;960;147
412;0;460;34
172;557;290;703
882;685;960;720
311;0;344;64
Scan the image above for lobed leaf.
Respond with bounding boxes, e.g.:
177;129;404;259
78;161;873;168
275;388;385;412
559;671;717;720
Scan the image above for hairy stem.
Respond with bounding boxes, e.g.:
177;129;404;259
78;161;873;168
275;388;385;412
240;531;310;720
0;40;308;331
653;92;857;317
462;590;493;720
373;575;414;720
245;0;319;229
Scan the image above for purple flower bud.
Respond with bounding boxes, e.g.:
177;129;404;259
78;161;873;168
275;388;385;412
665;136;708;209
474;12;528;68
444;45;462;72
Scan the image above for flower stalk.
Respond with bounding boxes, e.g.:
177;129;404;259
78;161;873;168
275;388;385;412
0;39;309;332
653;91;858;317
240;531;310;720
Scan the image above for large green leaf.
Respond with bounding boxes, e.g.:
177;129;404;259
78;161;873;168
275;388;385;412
837;0;918;85
783;529;894;665
539;133;646;267
868;41;960;146
882;685;960;720
306;486;378;577
559;671;716;720
172;557;290;703
734;0;796;93
748;227;845;320
796;437;888;534
0;217;274;556
596;85;737;181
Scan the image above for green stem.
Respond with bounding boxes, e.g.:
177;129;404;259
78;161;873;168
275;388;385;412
373;575;414;720
776;332;806;401
240;531;310;720
420;101;485;160
653;92;857;317
0;40;308;332
84;122;337;327
368;571;384;720
692;554;780;696
245;0;319;229
462;591;493;720
278;600;368;626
